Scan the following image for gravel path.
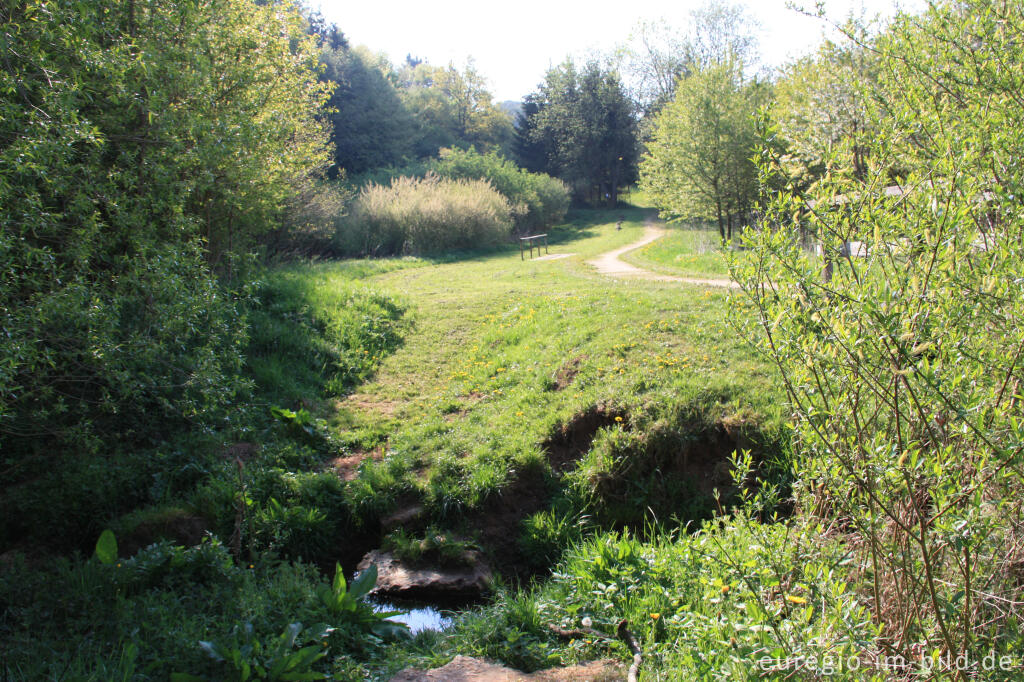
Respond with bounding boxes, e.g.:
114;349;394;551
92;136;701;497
586;222;739;288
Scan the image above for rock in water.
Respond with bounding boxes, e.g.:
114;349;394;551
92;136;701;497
356;549;493;601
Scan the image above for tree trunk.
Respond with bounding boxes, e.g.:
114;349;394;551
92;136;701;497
610;160;620;206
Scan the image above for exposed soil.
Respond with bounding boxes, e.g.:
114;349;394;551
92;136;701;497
532;253;575;262
339;395;399;417
381;502;428;532
224;442;258;463
118;510;209;557
543;405;627;474
660;425;740;501
587;418;769;526
552;356;585;391
474;464;551;580
330;446;383;481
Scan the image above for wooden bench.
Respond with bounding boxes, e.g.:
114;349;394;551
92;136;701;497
520;233;548;260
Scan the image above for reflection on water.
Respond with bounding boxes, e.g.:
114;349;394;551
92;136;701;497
374;600;452;634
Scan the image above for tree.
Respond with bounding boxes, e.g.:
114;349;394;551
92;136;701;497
0;0;331;546
773;36;877;180
619;1;759;115
525;60;639;205
733;0;1024;666
319;45;416;175
513;98;548;173
396;60;515;158
640;59;766;239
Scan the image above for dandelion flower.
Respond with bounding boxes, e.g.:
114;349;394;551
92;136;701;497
785;594;807;605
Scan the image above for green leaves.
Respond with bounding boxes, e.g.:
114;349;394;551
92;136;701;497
431;147;569;232
187;622;327;681
2;0;332;546
94;529;118;565
526;59;638;205
315;563;410;641
348;563;377;602
640;59;766;239
732;0;1024;665
317;562;376;615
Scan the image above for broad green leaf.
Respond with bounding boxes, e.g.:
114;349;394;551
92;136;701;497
94;529;118;565
348;564;377;601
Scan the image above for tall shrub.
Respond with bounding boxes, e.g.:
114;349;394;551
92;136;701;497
432;147;569;233
0;0;331;547
734;0;1024;668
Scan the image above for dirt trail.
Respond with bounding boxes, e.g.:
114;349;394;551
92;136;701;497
586;219;739;288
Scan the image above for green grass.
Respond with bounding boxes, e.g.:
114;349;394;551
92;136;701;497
324;207;783;528
1;207;791;680
367;514;877;681
246;258;422;406
620;223;730;278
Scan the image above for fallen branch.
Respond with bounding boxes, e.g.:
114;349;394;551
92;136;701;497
547;624;617;642
616;619;642;682
547;619;642;680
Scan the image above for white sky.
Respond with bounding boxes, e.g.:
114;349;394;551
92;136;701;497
312;0;926;102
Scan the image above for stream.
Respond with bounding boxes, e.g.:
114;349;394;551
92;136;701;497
374;599;453;634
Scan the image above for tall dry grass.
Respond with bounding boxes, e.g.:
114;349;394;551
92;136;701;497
339;173;513;256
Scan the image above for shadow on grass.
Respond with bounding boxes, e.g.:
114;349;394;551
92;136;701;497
245;267;409;409
417;206;655;266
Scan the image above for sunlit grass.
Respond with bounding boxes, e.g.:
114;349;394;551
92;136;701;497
621;223;730;278
314;207;781;528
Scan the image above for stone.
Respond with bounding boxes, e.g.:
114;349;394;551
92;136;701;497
357;549;493;601
390;655;623;682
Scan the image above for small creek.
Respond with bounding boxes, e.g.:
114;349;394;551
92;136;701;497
373;599;453;634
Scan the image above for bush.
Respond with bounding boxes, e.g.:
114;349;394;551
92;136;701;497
340;174;514;255
734;1;1024;667
431;147;570;233
0;0;329;550
262;179;354;259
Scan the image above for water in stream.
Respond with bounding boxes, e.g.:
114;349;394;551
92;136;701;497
374;600;452;634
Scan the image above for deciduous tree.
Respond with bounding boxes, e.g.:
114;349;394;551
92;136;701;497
640;59;766;239
525;60;639;205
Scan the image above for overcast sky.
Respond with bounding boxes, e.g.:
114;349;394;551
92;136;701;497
312;0;926;102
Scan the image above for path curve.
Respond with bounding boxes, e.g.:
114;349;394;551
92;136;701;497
586;223;739;288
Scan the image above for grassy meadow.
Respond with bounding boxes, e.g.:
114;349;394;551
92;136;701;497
2;206;828;680
261;205;828;679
